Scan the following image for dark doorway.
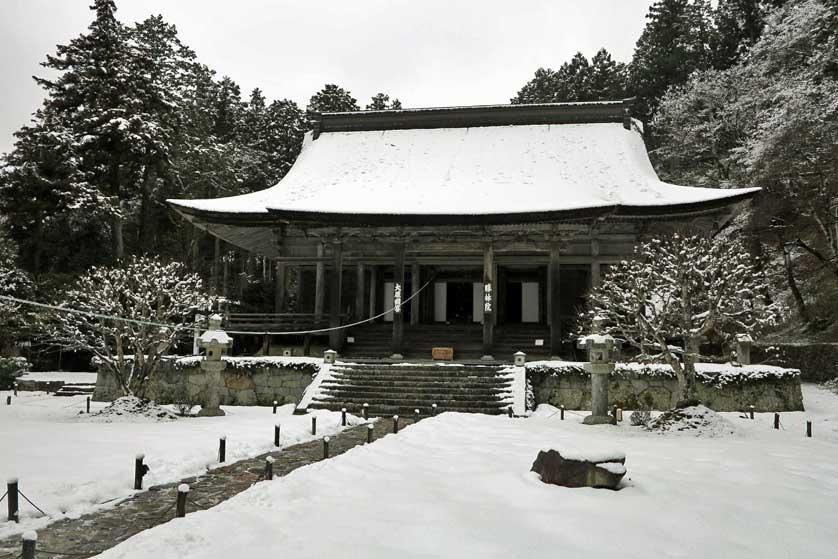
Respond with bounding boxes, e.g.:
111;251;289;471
505;282;522;323
446;282;472;322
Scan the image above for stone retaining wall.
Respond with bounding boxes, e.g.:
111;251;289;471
93;357;318;406
527;362;804;412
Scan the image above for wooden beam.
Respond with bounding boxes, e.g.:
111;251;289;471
391;243;405;358
590;238;602;288
482;242;494;357
328;241;343;351
549;241;562;357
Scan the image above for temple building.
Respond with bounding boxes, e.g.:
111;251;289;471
168;100;758;360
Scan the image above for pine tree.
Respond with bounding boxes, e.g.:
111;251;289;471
307;84;359;113
366;93;403;110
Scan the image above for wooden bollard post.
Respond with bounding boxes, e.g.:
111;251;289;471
265;456;275;480
362;403;369;420
13;383;18;396
134;454;148;490
272;400;278;414
218;436;227;463
431;403;438;415
323;437;330;459
367;423;374;443
274;424;281;447
616;408;623;422
749;405;755;420
773;413;780;430
5;396;10;406
176;484;189;518
311;416;317;436
806;420;812;438
507;406;513;418
393;415;399;434
560;405;565;420
414;408;420;423
7;478;19;523
21;531;36;559
341;408;347;426
86;397;91;414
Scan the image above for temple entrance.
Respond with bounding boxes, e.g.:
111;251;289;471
446;282;472;323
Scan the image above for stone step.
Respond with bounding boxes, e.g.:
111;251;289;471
318;391;508;404
308;401;508;416
332;366;505;375
327;377;509;388
322;384;507;396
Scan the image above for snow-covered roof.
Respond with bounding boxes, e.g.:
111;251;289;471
168;103;758;224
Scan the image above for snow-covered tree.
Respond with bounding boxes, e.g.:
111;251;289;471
0;231;35;354
43;256;214;398
583;234;785;402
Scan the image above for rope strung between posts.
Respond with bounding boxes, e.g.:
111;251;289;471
17;491;48;517
0;490;6;503
0;276;435;337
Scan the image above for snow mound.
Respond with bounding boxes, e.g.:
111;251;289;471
650;405;737;437
87;396;179;423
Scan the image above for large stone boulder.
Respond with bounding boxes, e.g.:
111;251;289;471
531;449;626;489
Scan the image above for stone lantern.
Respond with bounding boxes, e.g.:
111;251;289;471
197;314;233;417
735;333;753;366
577;317;621;425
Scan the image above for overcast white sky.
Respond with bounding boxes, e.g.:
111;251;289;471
0;0;655;154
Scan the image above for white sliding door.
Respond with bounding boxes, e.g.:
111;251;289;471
522;281;539;323
434;282;447;322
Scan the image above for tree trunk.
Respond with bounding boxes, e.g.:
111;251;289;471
112;210;125;262
682;336;699;403
780;240;810;324
138;164;154;251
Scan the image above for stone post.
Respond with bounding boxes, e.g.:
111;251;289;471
197;314;233;417
578;317;620;426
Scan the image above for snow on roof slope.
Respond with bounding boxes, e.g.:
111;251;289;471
168;123;758;216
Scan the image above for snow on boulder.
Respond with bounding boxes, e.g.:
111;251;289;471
531;448;627;490
649;405;737;437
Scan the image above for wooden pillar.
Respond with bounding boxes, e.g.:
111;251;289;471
410;263;420;325
482;242;494;358
274;229;287;314
328;241;343;351
549;241;562;357
591;238;602;288
391;243;405;358
212;237;220;294
274;261;286;313
314;242;325;320
368;266;377;320
355;262;366;320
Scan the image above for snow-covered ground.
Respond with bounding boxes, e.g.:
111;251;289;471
88;383;838;559
0;391;357;540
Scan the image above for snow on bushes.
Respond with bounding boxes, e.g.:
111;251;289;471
88;396;179;422
526;360;799;388
171;355;321;375
649;405;738;437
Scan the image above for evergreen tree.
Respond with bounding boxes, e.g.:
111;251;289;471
366;93;403;110
629;0;716;120
307;84;359;112
511;49;627;104
712;0;787;69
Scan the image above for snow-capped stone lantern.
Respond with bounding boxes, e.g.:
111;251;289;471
197;314;233;417
577;317;621;425
513;351;526;367
323;349;337;364
736;333;753;366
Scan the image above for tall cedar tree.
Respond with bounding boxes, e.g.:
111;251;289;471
307;84;359;113
366;93;403;110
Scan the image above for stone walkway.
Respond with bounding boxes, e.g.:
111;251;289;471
0;416;415;558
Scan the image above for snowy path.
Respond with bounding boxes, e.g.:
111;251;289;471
0;391;358;540
74;383;838;559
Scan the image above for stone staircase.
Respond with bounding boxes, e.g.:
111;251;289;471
54;383;96;397
307;362;513;417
